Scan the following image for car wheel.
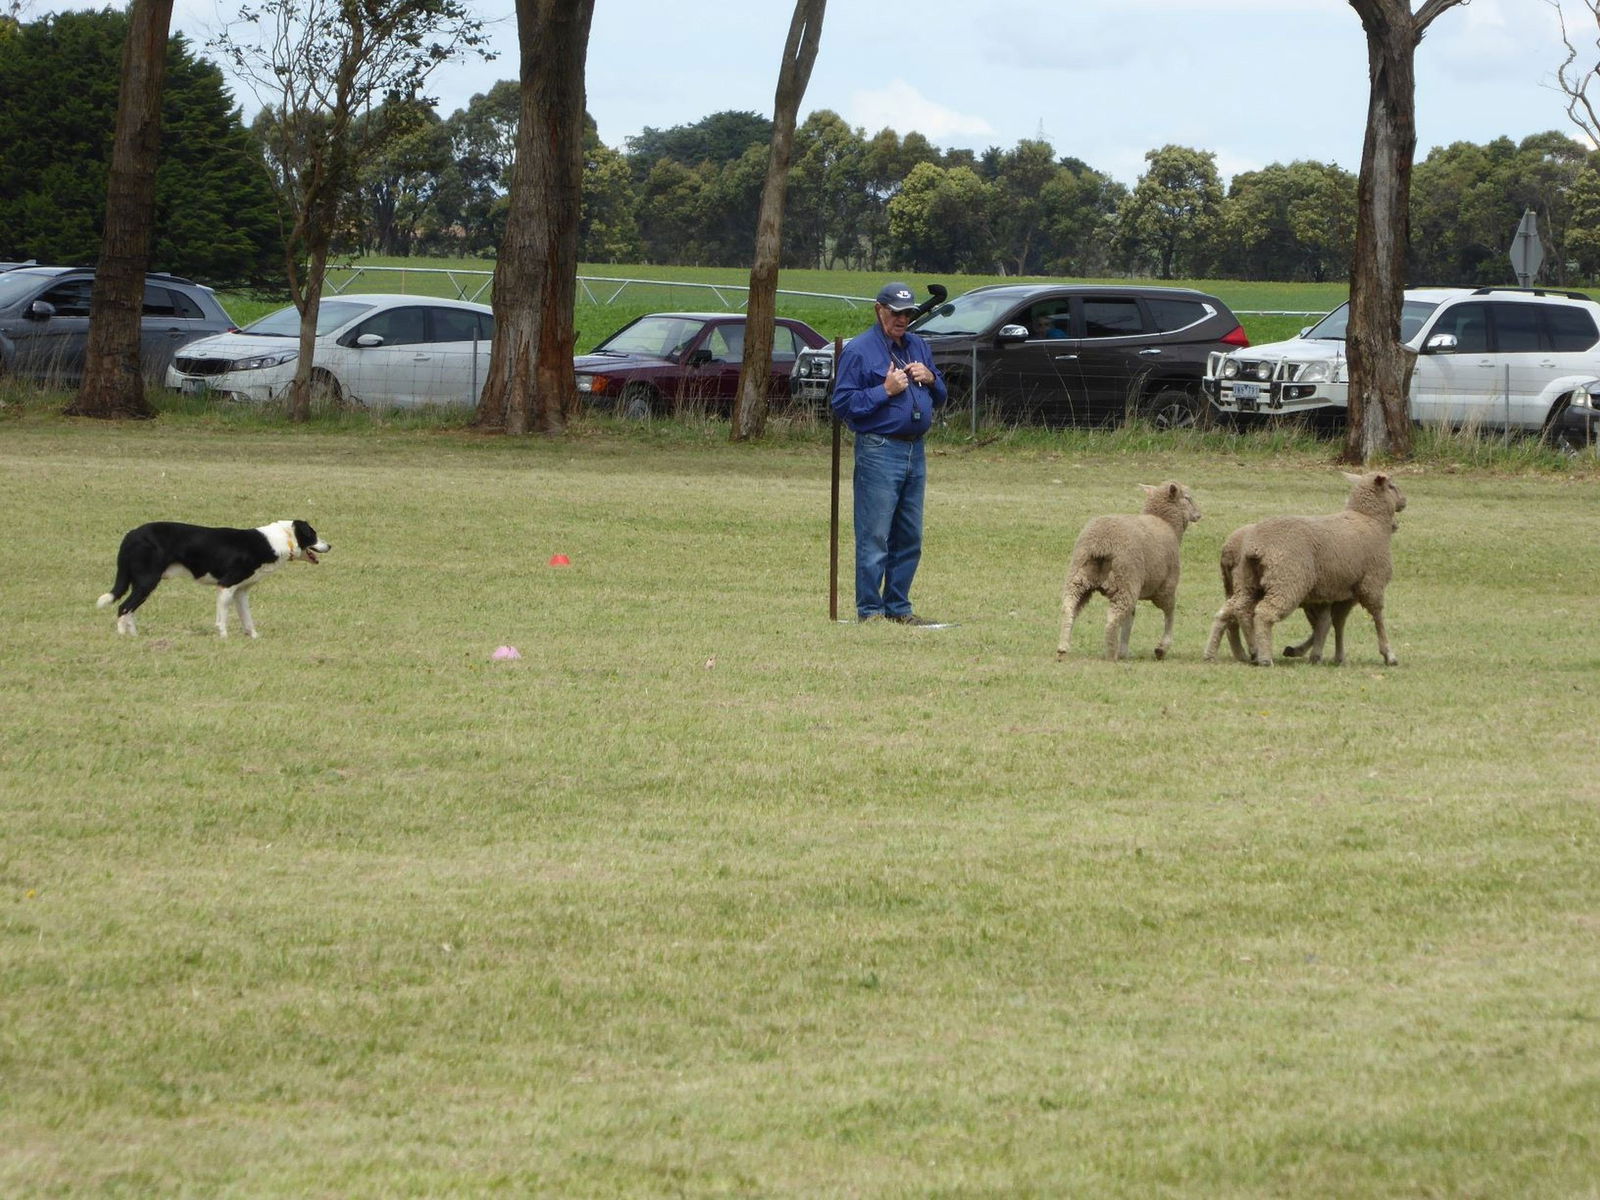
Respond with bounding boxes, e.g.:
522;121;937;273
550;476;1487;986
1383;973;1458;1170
617;382;655;420
1142;387;1203;430
309;369;357;412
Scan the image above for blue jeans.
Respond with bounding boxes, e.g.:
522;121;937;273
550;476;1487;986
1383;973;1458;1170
853;433;926;618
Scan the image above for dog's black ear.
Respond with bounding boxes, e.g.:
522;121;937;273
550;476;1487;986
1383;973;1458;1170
292;519;318;544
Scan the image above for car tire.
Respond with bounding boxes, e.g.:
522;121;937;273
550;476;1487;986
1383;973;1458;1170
1142;387;1205;431
309;369;349;412
617;382;655;420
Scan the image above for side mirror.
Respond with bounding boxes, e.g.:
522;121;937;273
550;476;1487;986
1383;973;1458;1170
996;323;1030;343
1422;332;1458;353
355;333;384;347
1298;326;1312;337
688;348;714;366
26;300;56;320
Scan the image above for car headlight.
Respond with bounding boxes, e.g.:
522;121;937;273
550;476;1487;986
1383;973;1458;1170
232;350;298;371
1251;361;1273;382
1296;361;1332;383
576;374;606;395
1220;359;1239;380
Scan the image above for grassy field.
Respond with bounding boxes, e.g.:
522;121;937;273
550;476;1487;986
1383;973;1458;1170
223;258;1362;351
3;402;1599;1195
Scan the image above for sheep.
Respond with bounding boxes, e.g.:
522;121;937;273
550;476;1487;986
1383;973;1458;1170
1057;481;1201;661
1215;521;1326;663
1203;471;1406;667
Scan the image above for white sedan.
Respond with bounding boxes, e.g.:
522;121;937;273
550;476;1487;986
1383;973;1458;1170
166;293;494;408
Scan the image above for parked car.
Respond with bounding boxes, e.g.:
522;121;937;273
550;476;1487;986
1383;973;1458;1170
168;294;494;408
793;283;1249;428
1203;285;1600;445
574;312;829;418
0;265;235;386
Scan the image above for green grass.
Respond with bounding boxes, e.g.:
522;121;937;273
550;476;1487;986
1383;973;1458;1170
3;404;1599;1195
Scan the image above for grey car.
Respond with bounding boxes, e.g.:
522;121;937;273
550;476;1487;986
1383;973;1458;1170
0;265;236;387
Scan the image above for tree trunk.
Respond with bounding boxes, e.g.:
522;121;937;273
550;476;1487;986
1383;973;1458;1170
66;0;174;420
1344;0;1467;463
731;0;825;442
477;0;593;436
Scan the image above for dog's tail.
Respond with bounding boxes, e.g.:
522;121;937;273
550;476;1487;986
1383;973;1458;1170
97;567;129;609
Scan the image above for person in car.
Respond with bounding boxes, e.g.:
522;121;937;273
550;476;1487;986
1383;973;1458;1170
1029;310;1068;338
830;281;948;625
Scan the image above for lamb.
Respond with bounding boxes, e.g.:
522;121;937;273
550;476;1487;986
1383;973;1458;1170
1057;481;1201;661
1203;471;1406;667
1214;521;1325;663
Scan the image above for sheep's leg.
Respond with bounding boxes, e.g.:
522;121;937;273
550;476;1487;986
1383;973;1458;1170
1362;598;1397;666
1103;592;1135;661
1153;599;1176;660
1283;606;1331;662
1251;595;1298;667
1205;594;1251;662
1327;600;1355;665
1057;583;1094;660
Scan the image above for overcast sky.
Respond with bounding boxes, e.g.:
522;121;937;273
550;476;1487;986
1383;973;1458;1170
142;0;1589;186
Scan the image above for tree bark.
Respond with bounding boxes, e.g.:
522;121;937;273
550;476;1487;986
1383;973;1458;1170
731;0;825;442
1343;0;1467;463
66;0;174;420
477;0;594;436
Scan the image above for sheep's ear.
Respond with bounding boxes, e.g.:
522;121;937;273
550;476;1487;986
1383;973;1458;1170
1140;484;1157;495
1341;471;1363;484
1167;482;1180;499
1372;472;1389;487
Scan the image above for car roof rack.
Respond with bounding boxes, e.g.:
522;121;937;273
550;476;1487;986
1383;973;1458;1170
1468;285;1591;300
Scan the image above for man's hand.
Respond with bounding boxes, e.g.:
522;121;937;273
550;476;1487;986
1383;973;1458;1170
884;364;908;395
904;361;933;385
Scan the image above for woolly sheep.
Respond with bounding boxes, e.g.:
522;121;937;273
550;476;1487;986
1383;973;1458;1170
1057;481;1201;661
1203;471;1406;667
1215;521;1325;663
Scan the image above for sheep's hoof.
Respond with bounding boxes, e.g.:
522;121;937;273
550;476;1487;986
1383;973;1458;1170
1055;649;1068;662
1282;644;1304;659
1153;646;1167;660
1384;654;1398;666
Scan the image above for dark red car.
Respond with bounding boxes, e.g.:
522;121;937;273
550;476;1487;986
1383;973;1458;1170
573;311;829;418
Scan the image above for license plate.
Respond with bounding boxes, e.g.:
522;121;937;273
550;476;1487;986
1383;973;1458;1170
180;378;209;395
1232;382;1260;402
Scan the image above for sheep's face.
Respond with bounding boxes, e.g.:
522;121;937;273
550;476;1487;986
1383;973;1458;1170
1343;471;1407;525
1143;481;1201;527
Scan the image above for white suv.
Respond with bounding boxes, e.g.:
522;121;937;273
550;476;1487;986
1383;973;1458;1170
1204;286;1600;442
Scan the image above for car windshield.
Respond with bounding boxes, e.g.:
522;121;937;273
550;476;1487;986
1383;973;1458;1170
913;290;1024;337
595;315;709;358
243;300;376;338
1302;298;1440;342
0;271;61;306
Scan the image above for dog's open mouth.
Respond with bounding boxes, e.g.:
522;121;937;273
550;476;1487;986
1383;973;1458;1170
304;549;319;563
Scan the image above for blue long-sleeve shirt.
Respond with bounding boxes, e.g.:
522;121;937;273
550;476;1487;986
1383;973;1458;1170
830;323;946;439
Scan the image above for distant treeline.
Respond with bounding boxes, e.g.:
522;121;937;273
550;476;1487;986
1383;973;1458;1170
2;8;1595;288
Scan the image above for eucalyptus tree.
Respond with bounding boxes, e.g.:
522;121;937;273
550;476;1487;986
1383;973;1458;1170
213;0;490;421
1116;144;1223;279
1342;0;1469;463
474;0;594;436
733;0;824;442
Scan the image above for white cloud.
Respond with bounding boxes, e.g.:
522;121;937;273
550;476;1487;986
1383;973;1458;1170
848;79;996;142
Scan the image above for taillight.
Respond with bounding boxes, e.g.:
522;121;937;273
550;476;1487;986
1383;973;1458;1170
1221;325;1250;348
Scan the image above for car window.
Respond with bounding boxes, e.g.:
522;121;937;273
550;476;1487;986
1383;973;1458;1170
1434;302;1489;353
1081;299;1144;338
599;316;705;358
244;301;376;337
705;324;743;362
356;306;427;346
429;306;485;343
1490;303;1541;352
169;289;207;320
1541;304;1597;352
142;285;180;317
40;279;94;316
1023;304;1070;338
772;325;800;362
1145;298;1208;333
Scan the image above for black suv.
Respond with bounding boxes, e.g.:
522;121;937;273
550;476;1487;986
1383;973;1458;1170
795;283;1249;428
0;265;236;386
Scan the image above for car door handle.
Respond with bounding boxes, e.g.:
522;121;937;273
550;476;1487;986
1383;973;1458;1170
412;353;432;362
1138;348;1162;356
1052;354;1079;362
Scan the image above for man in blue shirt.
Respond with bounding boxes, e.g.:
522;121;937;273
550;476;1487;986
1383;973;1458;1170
831;282;948;624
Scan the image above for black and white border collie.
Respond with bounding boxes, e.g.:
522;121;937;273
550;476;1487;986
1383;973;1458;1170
97;519;330;637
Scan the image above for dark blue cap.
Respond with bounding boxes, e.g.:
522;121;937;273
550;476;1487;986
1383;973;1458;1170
875;282;917;311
